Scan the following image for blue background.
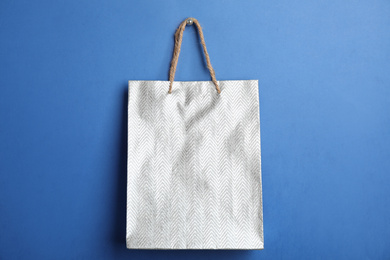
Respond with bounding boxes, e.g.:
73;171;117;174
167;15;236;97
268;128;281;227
1;0;390;259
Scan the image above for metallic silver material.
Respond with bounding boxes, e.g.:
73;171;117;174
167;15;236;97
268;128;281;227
127;80;263;249
186;18;194;25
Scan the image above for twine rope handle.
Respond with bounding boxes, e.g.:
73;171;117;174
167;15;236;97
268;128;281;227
168;18;221;94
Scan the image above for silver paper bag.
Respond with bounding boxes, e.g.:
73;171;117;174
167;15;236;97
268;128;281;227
126;18;263;250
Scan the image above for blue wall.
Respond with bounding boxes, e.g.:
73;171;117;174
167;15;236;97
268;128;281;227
1;0;390;259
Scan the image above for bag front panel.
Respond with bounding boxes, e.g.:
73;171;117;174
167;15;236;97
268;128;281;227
127;80;263;249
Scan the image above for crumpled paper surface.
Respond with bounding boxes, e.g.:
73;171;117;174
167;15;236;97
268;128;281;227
127;80;263;249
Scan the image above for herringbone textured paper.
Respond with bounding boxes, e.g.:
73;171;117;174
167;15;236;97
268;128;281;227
127;80;263;249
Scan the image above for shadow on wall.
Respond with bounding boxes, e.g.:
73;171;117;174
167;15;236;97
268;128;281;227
112;85;129;253
111;84;257;259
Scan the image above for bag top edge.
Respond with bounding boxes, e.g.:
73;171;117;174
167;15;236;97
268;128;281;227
128;80;259;83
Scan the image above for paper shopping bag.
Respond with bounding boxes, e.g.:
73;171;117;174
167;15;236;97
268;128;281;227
127;17;263;250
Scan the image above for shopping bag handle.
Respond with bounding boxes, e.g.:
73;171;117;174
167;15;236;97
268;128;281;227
168;18;221;94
